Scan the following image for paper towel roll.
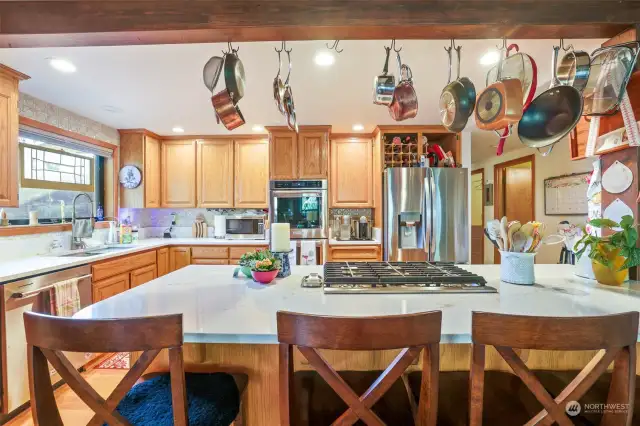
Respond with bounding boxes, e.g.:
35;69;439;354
214;215;226;238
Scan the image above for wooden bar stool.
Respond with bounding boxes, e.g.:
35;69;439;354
24;312;245;426
277;310;442;426
470;311;639;426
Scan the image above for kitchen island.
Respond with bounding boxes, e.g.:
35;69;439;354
75;265;640;425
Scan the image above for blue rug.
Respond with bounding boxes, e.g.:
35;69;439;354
105;372;240;426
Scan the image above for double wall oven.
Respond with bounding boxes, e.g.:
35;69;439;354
269;180;328;239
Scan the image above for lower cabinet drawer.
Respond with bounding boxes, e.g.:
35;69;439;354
130;264;157;288
328;245;381;262
92;250;156;281
192;259;229;265
93;272;130;303
191;246;229;259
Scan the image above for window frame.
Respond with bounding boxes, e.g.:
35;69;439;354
19;143;95;193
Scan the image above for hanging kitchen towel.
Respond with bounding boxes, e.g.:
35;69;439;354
289;241;298;266
52;278;81;317
300;240;316;265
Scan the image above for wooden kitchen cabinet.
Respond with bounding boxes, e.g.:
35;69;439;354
169;247;191;272
118;130;162;208
269;130;297;179
330;136;373;207
130;264;157;288
0;65;28;208
144;135;161;207
161;139;196;208
235;139;269;208
267;126;330;180
157;247;169;277
93;272;130;303
92;250;156;282
197;139;234;207
327;245;381;262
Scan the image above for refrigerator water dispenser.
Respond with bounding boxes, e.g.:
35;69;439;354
398;212;422;249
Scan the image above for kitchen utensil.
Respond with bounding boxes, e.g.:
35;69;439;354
484;228;499;248
582;42;639;116
602;160;634;193
211;89;245;131
507;221;521;248
496;236;505;251
203;56;224;92
388;52;418;121
486;219;501;240
280;49;298;132
439;42;475;132
273;47;286;115
511;231;527;253
222;43;245;104
500;216;509;251
475;71;523;132
519;222;535;237
518;46;583;155
373;46;395;106
523;236;534;252
556;40;591;92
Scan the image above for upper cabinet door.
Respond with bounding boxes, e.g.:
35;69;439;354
269;131;297;180
144;135;161;208
197;139;234;208
235;139;269;208
298;130;328;179
330;137;373;207
161;139;196;208
0;66;28;207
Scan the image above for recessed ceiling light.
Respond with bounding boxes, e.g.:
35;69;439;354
480;50;500;66
172;126;185;133
252;125;265;132
48;58;77;73
314;52;335;67
352;124;364;131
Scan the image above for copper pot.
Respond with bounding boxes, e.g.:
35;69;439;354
211;89;245;131
474;78;523;131
388;65;418;121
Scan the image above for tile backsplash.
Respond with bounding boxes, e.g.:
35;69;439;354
329;208;374;225
0;228;109;262
118;208;267;228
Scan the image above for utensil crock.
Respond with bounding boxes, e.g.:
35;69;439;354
500;251;536;285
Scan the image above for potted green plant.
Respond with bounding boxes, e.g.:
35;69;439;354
574;215;640;286
250;252;281;284
238;248;269;277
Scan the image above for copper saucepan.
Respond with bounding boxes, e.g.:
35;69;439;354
388;52;418;121
211;89;245;131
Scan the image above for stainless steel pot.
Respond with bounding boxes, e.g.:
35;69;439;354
557;48;591;92
373;46;395;106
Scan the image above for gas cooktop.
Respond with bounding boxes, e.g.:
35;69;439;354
323;262;497;294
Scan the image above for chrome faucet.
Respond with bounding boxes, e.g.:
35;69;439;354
71;193;94;250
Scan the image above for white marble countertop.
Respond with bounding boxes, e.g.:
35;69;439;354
74;264;640;344
328;239;381;246
0;238;268;284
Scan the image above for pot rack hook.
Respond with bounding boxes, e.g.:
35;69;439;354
391;39;402;53
496;37;507;51
559;38;574;52
223;41;238;55
326;40;343;53
275;41;284;53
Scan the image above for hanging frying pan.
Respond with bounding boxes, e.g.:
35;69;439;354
518;46;583;155
222;44;245;105
439;43;475;132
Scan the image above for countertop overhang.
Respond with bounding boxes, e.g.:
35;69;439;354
74;265;640;344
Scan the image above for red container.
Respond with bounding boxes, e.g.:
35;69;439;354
251;269;279;284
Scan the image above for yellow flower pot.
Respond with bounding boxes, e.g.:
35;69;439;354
591;247;628;286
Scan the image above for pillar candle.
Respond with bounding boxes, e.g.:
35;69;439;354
271;223;291;252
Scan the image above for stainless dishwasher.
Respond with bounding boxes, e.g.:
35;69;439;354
3;265;93;414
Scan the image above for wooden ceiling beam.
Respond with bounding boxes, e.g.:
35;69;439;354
0;1;637;48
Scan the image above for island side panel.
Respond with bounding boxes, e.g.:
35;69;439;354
133;343;640;425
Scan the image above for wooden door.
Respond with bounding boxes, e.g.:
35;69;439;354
169;247;191;272
0;66;27;207
298;130;328;179
144;135;161;207
161;139;196;208
157;248;169;277
92;272;130;303
235;139;269;208
130;264;157;288
471;169;485;264
197;139;234;207
330;137;373;207
269;130;297;179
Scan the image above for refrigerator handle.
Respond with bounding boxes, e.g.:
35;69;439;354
423;170;432;261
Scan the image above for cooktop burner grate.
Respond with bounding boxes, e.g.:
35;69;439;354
322;261;495;294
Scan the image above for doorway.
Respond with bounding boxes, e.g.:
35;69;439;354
471;169;484;264
493;155;535;262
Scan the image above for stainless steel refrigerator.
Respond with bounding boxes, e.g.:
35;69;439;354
384;167;469;263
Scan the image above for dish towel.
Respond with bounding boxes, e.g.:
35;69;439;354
51;278;81;317
72;219;93;238
289;241;298;266
300;241;316;265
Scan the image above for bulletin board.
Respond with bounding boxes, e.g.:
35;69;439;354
544;172;590;215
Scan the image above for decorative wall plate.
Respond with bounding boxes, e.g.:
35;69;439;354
119;165;142;189
603;198;633;230
602;160;633;194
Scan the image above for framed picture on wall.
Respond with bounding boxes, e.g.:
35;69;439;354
544;172;590;215
484;183;494;206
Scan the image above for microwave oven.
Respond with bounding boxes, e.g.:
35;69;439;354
225;215;266;240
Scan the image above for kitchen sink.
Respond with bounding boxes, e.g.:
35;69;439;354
57;246;132;257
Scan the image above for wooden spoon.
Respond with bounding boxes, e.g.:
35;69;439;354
500;216;509;251
511;231;527;253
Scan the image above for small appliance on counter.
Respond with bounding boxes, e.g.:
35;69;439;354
224;215;266;240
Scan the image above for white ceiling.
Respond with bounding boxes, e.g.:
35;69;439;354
0;39;603;161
